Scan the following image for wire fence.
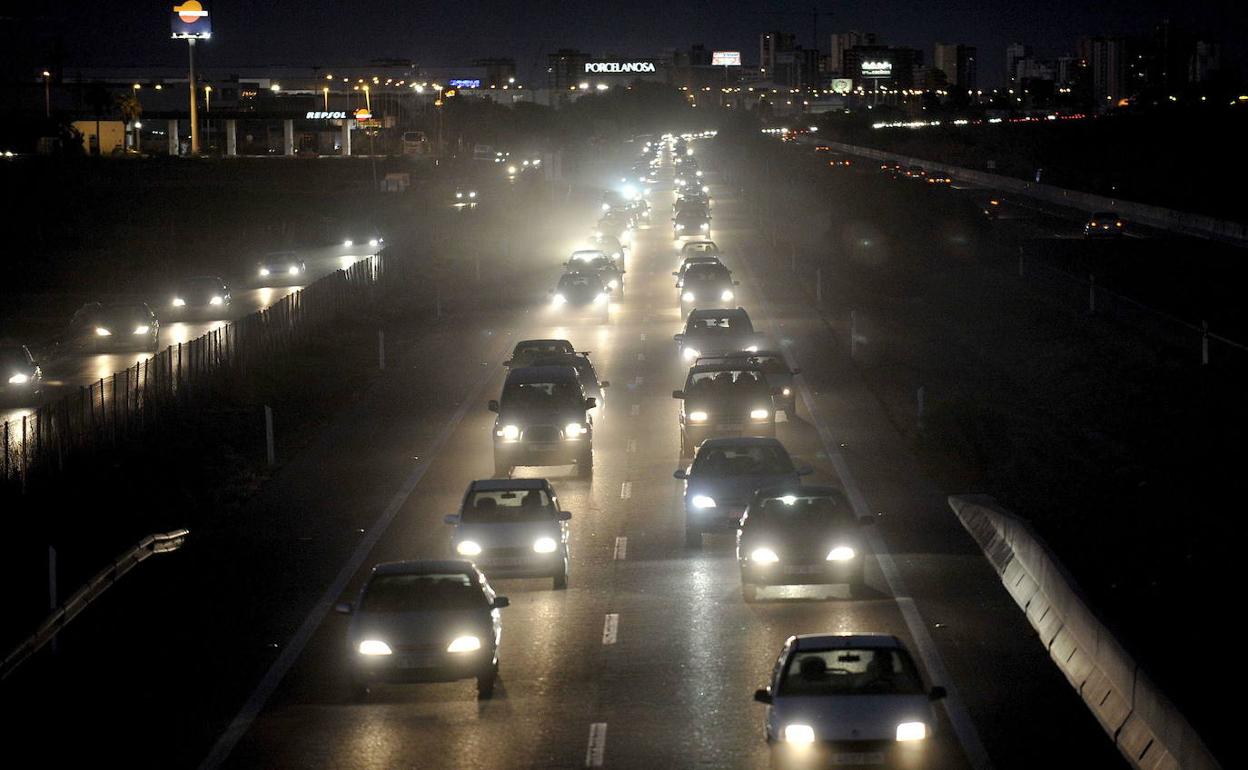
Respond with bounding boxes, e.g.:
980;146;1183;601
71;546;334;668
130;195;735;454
1;254;384;491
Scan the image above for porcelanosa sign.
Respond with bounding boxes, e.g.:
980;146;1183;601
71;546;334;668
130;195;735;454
584;60;658;74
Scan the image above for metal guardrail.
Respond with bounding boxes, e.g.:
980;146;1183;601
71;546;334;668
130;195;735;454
949;495;1221;770
0;528;189;683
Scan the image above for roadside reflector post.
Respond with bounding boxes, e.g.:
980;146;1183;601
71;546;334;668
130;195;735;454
264;405;275;466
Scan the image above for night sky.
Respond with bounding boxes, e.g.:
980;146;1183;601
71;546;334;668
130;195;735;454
18;1;1248;87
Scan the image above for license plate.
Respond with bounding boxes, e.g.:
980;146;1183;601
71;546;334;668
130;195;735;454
395;654;437;669
829;753;884;766
715;424;743;431
485;557;528;568
783;565;824;575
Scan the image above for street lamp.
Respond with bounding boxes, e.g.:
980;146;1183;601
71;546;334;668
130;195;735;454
363;84;371;111
204;85;212;112
41;70;51;117
323;86;330;110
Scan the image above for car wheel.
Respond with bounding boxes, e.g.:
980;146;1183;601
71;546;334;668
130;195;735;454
553;570;568;590
741;583;759;603
685;527;702;548
849;566;868;597
493;459;511;478
477;672;497;699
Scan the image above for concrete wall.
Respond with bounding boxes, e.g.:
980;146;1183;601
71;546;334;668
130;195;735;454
948;495;1221;770
826;141;1248;246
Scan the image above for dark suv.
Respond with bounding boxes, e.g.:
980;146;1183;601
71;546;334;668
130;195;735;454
489;365;596;477
673;363;777;455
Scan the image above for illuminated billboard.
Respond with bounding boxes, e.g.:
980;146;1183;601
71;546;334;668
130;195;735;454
448;79;481;89
861;59;893;79
170;1;211;39
831;78;853;94
584;61;658;74
711;51;741;67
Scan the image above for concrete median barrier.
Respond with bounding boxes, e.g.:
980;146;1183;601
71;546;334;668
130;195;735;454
826;142;1248;246
948;494;1220;770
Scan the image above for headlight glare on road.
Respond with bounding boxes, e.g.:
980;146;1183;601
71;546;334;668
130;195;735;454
94;327;112;336
750;547;780;564
688;410;708;423
594;292;608;304
210;296;224;306
720;289;734;301
552;293;567;306
172;297;186;307
750;408;770;420
896;722;927;742
826;546;857;561
533;537;558;554
682;291;695;302
133;325;150;335
8;373;29;385
500;425;520;441
447;635;482;653
784;724;816;744
564;422;585;438
456;540;482;556
357;639;392;656
691;495;716;509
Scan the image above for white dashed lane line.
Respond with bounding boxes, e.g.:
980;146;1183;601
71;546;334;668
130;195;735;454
613;536;628;560
629;404;640;416
626;438;637;453
585;723;608;767
602;614;619;645
619;481;632;499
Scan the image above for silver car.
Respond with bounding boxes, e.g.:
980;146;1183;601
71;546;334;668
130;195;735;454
445;479;572;589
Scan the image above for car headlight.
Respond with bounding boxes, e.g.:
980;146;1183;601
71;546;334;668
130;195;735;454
682;291;695;302
782;387;791;396
594;292;608;304
682;347;701;361
784;724;816;744
133;325;150;335
500;424;520;441
94;327;112;336
720;289;733;301
259;267;271;277
507;166;517;174
172;297;186;307
750;408;770;420
696;170;703;177
688;410;708;423
676;224;685;230
369;238;379;247
700;223;709;231
826;546;856;561
456;540;482;556
210;296;224;306
533;537;558;554
8;373;29;385
456;192;463;199
565;422;586;438
602;203;611;211
691;495;716;509
357;639;392;656
552;293;567;306
896;722;927;742
744;345;759;352
344;238;354;246
701;185;709;193
447;635;482;653
607;279;619;289
750;547;779;563
288;265;300;275
469;191;477;198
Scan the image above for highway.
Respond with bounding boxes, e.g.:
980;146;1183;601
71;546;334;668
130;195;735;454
0;139;1133;769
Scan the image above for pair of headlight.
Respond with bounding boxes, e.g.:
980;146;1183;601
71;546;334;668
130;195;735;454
457;537;557;556
783;721;926;744
749;546;856;563
357;635;482;656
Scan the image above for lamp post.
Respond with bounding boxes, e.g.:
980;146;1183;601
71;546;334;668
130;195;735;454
131;83;142;152
41;70;51;117
323;86;330;110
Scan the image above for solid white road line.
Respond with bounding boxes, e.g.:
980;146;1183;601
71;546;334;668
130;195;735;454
197;338;511;770
602;613;619;645
619;481;632;499
736;232;995;770
585;722;608;767
614;536;628;560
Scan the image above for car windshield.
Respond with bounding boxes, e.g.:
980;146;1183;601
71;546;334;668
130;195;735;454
778;648;924;696
504;380;581;406
692;445;793;476
581;257;616;271
1091;212;1117;220
361;573;483;612
180;277;223;292
463;489;555;522
684;265;729;282
514;341;573;358
687;314;749;333
686;369;769;395
752;495;856;529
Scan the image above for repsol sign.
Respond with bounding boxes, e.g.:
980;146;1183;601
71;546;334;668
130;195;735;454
306;111;347;119
584;61;657;74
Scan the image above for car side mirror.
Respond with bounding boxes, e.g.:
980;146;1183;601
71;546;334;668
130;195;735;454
672;390;684;399
929;686;947;701
333;602;353;615
488;399;500;413
600;381;610;388
753;688;773;704
559;511;572;521
584;397;597;409
796;464;814;476
492;596;510;609
443;514;460;525
673;469;688;480
672;271;679;276
673;334;684;343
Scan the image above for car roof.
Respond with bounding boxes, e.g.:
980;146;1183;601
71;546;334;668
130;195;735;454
687;362;765;375
688;307;748;318
697;436;784;450
570;249;609;258
530;353;591;367
263;251;299;258
791;633;903;651
514;338;573;349
469;478;548;492
371;559;477;577
699;349;782;359
505;365;580;383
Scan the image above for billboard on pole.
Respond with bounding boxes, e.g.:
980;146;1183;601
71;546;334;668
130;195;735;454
711;51;741;67
171;1;211;39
